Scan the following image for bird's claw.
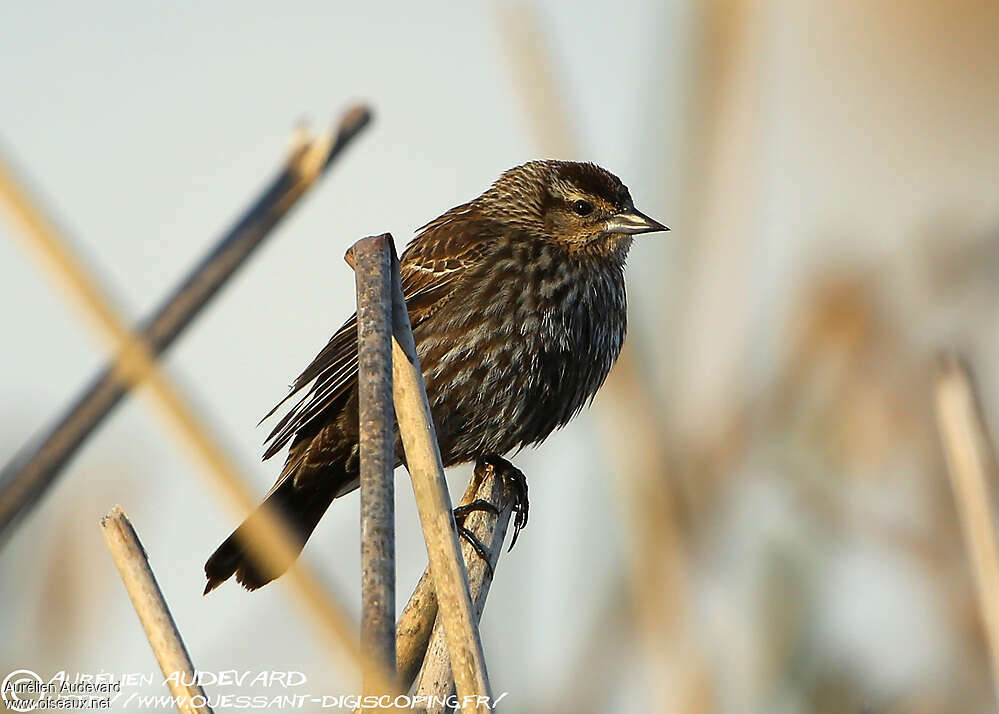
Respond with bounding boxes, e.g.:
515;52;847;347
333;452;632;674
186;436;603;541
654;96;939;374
456;524;495;579
476;454;529;552
453;500;499;577
453;499;501;522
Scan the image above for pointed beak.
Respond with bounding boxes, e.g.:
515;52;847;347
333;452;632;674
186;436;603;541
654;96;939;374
604;207;669;235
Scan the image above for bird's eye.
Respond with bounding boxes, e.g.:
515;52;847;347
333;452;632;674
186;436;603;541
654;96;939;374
571;199;594;217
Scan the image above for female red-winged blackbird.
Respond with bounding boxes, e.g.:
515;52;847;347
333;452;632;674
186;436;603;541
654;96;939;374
204;160;667;592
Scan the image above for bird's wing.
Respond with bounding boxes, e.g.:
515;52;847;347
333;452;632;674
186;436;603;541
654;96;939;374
260;220;491;461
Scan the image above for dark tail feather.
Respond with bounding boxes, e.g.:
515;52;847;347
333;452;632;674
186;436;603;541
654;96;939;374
204;477;337;594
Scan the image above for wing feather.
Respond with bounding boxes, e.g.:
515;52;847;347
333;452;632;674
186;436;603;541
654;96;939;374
260;215;493;461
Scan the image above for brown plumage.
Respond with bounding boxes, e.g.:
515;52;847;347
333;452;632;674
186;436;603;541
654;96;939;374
204;160;668;592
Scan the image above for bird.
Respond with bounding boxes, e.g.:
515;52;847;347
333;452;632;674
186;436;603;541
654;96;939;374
204;159;668;593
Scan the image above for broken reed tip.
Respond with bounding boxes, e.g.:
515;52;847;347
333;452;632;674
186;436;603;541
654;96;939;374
338;104;373;135
100;504;126;528
344;233;393;270
287;104;372;176
287;121;312;155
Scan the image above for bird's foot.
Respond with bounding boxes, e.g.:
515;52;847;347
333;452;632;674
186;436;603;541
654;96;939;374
477;454;529;551
453;500;499;577
454;498;501;522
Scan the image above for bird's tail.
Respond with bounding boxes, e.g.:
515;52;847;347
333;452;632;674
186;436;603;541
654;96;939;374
203;475;338;594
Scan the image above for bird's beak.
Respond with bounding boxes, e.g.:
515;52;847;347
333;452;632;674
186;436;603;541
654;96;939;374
604;207;669;235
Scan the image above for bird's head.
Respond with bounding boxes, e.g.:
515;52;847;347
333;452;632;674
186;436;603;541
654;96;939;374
478;160;668;256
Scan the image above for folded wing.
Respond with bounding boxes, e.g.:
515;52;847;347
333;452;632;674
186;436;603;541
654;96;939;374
260;216;494;463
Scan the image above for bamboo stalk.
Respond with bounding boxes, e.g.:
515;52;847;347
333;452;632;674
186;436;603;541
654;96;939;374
0;117;394;694
0;105;371;541
934;354;999;705
351;234;398;706
382;239;493;713
413;460;515;713
100;506;213;714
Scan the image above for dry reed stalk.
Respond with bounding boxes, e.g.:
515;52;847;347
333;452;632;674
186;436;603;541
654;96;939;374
395;459;515;692
380;239;493;713
100;506;213;714
935;354;999;705
0;106;371;539
0;121;394;695
412;459;515;713
394;463;489;691
351;235;399;708
396;569;437;691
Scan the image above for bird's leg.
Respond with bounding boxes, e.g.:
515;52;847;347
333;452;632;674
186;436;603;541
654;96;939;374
477;454;529;551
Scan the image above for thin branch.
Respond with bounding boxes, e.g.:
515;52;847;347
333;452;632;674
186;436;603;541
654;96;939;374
0;105;371;541
100;506;213;714
383;238;493;713
0;110;393;692
351;234;398;704
935;353;999;706
413;460;515;714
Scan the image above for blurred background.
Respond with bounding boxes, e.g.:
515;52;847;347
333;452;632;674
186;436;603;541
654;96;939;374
3;0;999;712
